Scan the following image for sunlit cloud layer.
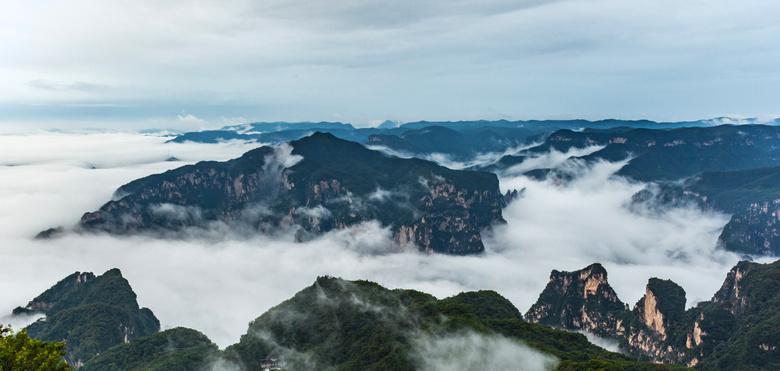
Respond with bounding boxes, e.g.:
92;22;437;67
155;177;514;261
1;0;779;130
0;133;764;349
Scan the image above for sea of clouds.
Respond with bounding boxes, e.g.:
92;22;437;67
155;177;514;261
0;131;767;353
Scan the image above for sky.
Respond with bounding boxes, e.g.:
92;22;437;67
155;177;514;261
0;132;767;350
2;0;780;131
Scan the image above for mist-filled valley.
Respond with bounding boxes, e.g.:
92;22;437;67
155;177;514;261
4;0;780;368
1;127;765;362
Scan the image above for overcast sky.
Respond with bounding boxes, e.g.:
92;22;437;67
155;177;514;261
1;0;779;131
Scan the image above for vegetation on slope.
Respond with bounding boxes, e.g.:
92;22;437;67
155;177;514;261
12;269;159;365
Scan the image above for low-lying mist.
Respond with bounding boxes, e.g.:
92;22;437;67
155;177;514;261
0;132;758;350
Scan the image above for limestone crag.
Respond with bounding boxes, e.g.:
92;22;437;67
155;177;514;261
525;263;628;338
711;261;754;316
526;260;780;370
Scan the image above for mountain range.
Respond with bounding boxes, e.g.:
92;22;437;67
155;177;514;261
11;258;780;370
43;120;780;258
23;118;780;369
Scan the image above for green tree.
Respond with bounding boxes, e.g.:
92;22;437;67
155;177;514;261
0;324;73;371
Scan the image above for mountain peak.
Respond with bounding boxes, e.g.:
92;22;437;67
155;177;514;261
71;134;505;254
525;264;627;338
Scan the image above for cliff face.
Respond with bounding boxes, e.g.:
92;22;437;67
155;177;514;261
717;200;780;256
525;263;629;338
627;278;687;363
76;132;506;255
526;260;780;370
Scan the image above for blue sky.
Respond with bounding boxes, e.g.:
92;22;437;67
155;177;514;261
1;0;779;131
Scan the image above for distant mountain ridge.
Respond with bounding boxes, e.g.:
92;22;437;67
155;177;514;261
487;124;780;181
167;117;779;161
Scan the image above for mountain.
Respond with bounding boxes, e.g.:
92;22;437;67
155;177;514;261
525;263;629;339
10;270;697;370
526;260;780;370
165;118;745;146
164;118;748;164
223;276;680;370
11;269;159;367
366;125;536;161
75;132;506;255
632;165;780;256
489;125;780;181
80;327;219;371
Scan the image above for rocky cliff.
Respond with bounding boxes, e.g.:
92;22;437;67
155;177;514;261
526;260;780;370
525;263;629;339
75;132;506;255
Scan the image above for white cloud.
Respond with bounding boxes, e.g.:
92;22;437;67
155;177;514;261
0;131;759;351
2;1;779;127
414;330;558;371
177;114;207;124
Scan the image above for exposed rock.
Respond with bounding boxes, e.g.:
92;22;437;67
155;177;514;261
526;260;780;370
525;263;628;338
70;133;505;255
711;260;757;315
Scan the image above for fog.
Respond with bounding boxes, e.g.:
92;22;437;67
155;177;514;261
414;331;558;371
0;131;760;350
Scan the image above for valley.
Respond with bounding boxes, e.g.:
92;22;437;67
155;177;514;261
3;119;780;370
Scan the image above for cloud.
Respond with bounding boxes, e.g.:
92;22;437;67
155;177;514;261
413;330;558;371
177;114;208;126
0;131;764;351
3;1;780;127
575;330;623;354
502;145;605;176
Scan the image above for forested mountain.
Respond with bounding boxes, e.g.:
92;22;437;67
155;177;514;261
20;273;687;370
14;260;780;370
11;269;159;367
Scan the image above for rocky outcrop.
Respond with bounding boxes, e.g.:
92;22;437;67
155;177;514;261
526;260;780;370
711;260;757;315
525;263;629;338
627;278;687;362
72;133;505;255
